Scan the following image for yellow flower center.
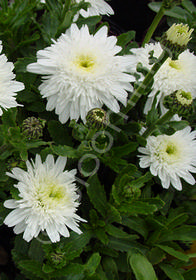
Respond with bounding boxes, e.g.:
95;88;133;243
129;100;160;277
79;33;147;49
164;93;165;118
169;59;181;70
75;54;96;72
35;180;69;210
176;90;193;105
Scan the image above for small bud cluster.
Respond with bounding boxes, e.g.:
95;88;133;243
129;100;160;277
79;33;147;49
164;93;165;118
162;0;183;10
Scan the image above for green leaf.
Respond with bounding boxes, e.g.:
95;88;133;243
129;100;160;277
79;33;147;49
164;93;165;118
182;0;196;13
48;120;73;146
42;263;55;274
128;248;157;280
102;257;119;280
1;108;17;127
156;245;189;262
147;247;166;265
18;260;46;278
117;30;135;48
159;225;196;242
105;224;138;240
183;268;196;280
14;57;36;73
52;144;80;158
159;263;184;280
87;174;108;217
28;239;45;263
119;201;159;215
111;142;138;157
121;216;148;239
129;172;152;189
85;253;101;276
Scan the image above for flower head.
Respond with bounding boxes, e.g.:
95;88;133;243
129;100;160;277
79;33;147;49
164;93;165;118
129;42;196;115
4;154;86;242
27;24;135;123
165;23;193;47
0;41;24;115
138;127;196;190
74;0;114;19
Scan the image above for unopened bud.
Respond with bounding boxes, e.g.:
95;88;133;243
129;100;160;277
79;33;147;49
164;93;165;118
22;117;46;140
86;108;109;130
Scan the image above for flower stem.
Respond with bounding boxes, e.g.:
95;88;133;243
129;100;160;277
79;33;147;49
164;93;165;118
142;110;175;138
142;5;165;47
122;49;170;116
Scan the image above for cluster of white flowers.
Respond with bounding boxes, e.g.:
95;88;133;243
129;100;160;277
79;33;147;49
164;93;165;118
2;1;196;245
129;42;196;115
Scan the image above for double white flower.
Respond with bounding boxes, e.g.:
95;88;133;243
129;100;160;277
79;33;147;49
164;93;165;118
4;155;86;243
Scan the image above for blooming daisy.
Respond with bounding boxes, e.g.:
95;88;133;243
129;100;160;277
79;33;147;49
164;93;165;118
129;42;196;115
74;0;114;19
0;41;24;115
40;0;114;19
27;24;135;123
138;126;196;191
4;154;86;243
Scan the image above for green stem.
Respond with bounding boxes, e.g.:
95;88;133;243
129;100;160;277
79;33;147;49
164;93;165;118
142;110;175;138
122;49;170;116
142;5;165;47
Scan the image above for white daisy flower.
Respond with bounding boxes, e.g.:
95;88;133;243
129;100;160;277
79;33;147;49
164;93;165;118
74;0;114;19
27;24;135;123
130;42;196;115
138;127;196;191
0;41;24;115
40;0;114;19
4;154;86;243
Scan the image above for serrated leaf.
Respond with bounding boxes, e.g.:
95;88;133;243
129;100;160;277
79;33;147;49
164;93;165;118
128;248;157;280
87;174;108;217
156;245;189;262
129;172;152;189
159;263;184;280
119;201;158;215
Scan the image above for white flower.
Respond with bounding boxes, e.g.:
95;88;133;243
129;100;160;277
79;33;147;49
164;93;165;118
0;41;24;115
40;0;114;19
130;42;196;115
138;127;196;191
165;23;193;47
74;0;114;19
27;24;135;123
4;154;86;243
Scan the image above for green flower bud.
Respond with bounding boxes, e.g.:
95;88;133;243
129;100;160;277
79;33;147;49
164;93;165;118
162;0;183;10
161;23;194;59
123;185;141;200
163;89;193;117
50;252;65;265
86;108;109;130
22;117;46;140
